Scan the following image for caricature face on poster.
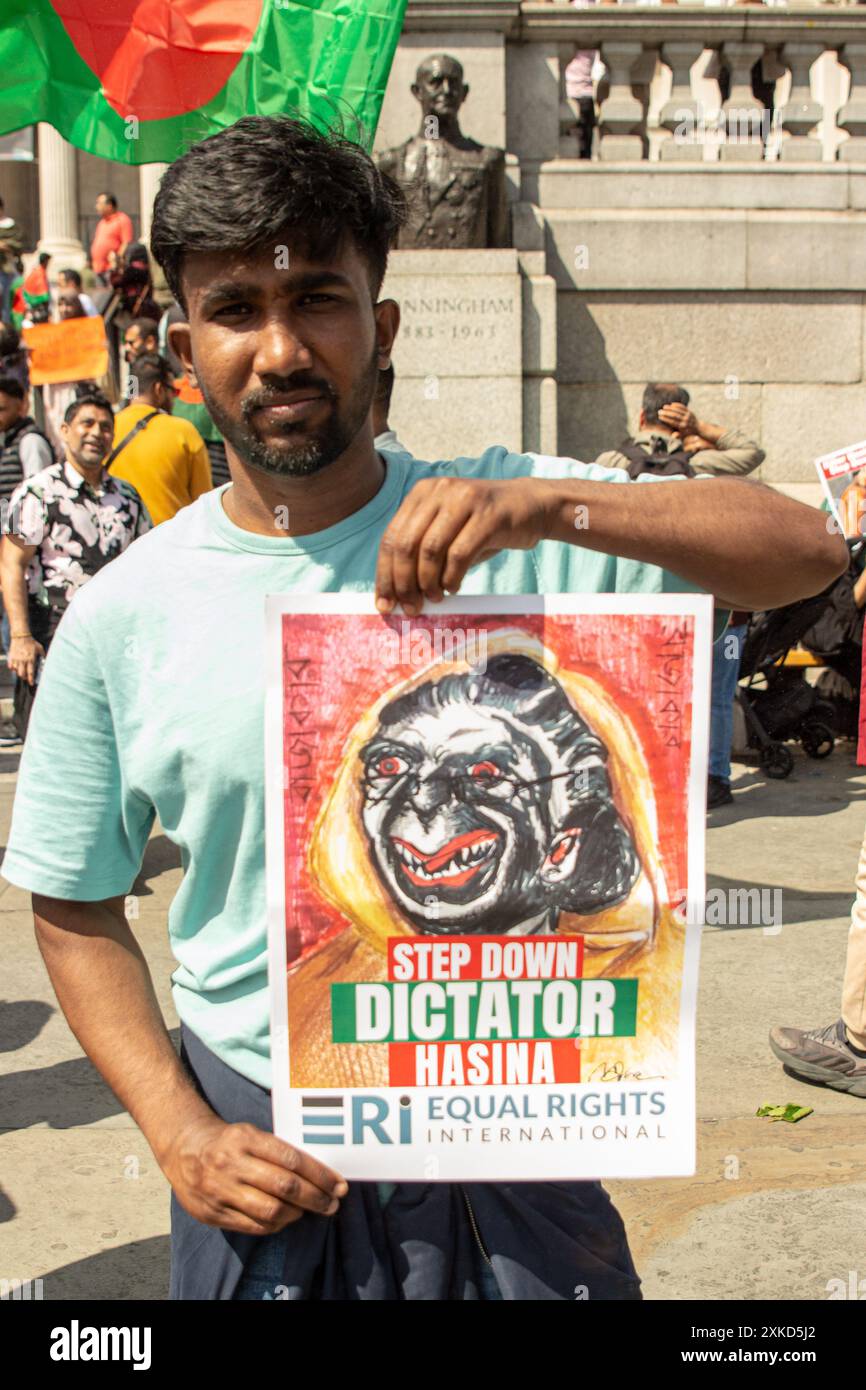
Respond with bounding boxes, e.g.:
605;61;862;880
265;595;712;1181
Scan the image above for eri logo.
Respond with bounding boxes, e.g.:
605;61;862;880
300;1094;413;1145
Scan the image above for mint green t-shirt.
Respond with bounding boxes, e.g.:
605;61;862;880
2;446;711;1087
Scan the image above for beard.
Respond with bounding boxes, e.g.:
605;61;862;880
197;345;380;479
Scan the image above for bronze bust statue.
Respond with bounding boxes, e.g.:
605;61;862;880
378;53;509;250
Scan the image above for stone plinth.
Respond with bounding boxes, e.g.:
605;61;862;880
383;248;556;460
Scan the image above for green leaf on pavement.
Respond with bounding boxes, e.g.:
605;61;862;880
756;1103;813;1123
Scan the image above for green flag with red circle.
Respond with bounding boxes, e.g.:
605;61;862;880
0;0;407;163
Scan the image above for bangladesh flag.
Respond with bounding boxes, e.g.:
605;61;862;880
0;0;407;163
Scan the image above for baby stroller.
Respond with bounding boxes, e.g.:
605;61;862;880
736;542;863;778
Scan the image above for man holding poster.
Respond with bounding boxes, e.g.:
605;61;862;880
2;115;846;1301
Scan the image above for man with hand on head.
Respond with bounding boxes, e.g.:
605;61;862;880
1;115;846;1302
595;383;765;479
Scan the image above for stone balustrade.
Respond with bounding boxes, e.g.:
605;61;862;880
521;4;866;161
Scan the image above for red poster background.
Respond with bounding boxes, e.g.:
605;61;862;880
280;611;695;962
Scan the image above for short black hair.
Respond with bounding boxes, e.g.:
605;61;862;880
642;382;690;426
59;267;82;288
150;114;407;311
125;317;160;342
64;392;113;426
127;352;172;395
0;375;24;401
38;252;51;267
56;293;84;316
99;192;118;208
375;363;395;413
0;326;20;356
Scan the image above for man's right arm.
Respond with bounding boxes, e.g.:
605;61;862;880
8;588;346;1233
689;428;765;478
656;402;765;476
33;892;347;1233
0;534;43;683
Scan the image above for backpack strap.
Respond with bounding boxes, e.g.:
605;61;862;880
617;440;651;469
618;437;696;480
106;410;159;468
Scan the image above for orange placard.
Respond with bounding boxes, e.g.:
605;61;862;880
22;317;109;386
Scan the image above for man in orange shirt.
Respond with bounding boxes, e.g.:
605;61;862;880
110;353;212;524
90;193;134;284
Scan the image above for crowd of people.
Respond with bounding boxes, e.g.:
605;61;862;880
0;188;227;745
0;113;863;1304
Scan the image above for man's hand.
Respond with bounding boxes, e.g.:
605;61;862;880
8;635;44;684
161;1113;348;1235
375;475;552;615
682;433;715;453
658;403;726;449
657;402;698;437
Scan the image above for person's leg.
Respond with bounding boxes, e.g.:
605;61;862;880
0;270;13;327
841;827;866;1050
232;1228;296;1301
577;95;596;160
769;822;866;1095
0;596;20;746
709;623;745;803
11;606;61;742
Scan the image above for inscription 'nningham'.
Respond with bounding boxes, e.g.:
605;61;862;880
402;296;514;315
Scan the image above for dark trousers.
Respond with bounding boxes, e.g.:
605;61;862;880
575;95;596;160
13;604;62;740
170;1024;642;1301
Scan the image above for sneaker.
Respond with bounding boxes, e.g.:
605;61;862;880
0;720;21;748
707;774;734;808
769;1018;866;1097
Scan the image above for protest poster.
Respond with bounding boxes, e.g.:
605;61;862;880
814;439;866;539
22;316;108;385
265;594;712;1181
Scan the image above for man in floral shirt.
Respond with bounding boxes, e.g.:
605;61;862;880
1;392;150;737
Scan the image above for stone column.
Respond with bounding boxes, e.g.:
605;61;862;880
837;43;866;162
138;162;168;244
719;41;766;162
597;41;647;161
36;123;86;268
659;41;706;161
778;43;823;161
